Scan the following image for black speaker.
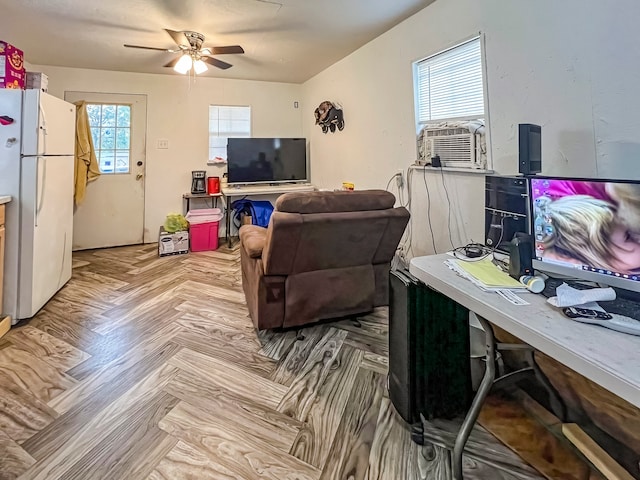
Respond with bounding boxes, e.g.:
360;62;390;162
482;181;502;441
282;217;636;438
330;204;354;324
518;124;542;175
508;233;533;279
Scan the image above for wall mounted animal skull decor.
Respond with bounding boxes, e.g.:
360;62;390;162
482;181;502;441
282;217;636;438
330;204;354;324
314;101;344;133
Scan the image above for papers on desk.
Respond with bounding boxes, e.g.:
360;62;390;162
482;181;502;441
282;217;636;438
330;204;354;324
446;258;525;289
445;258;530;305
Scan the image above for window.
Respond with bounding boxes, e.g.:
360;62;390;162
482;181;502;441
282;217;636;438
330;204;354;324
209;105;251;163
414;37;485;125
414;37;488;170
86;103;131;174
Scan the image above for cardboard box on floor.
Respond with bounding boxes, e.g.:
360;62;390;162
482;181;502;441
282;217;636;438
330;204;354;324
158;226;189;257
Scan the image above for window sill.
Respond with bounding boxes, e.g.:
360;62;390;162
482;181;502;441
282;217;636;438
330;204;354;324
410;164;493;175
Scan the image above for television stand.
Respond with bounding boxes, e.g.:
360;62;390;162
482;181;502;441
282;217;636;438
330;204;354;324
221;183;315;246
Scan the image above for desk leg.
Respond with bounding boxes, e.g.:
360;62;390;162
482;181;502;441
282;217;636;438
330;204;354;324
452;316;496;480
225;195;232;248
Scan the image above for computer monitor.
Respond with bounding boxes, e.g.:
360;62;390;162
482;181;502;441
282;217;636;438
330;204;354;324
530;176;640;295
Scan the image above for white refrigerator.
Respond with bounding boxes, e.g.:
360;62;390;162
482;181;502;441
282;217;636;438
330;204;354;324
0;89;75;322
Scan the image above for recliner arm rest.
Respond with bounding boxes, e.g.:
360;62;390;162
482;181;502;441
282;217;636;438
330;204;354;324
239;225;268;258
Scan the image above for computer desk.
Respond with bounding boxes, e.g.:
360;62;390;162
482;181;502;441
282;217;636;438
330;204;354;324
409;254;640;480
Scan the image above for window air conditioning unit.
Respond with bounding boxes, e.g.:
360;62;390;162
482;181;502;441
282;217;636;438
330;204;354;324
424;127;482;168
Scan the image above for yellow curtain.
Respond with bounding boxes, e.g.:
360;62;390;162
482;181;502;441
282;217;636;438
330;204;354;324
73;101;100;205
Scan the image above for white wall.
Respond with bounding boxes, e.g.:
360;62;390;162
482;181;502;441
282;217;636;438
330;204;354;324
31;65;303;242
302;0;640;256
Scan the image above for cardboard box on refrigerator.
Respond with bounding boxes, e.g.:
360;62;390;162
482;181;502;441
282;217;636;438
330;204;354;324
0;41;25;89
26;72;48;92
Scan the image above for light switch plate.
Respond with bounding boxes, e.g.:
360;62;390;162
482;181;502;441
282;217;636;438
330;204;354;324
157;139;169;149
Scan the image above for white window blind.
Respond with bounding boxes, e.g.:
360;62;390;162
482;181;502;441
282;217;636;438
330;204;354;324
415;37;484;123
209;105;251;162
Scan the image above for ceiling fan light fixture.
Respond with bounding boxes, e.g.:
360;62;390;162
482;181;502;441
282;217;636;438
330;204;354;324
174;54;193;74
193;59;208;74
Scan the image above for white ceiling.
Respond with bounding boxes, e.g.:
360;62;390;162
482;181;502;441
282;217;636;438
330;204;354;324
0;0;434;83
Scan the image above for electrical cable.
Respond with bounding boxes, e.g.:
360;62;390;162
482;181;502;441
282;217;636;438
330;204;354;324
405;167;414;259
385;172;399;192
422;166;437;254
451;214;506;262
439;166;455;250
404;167;413;209
385;169;411;268
393;166;420;267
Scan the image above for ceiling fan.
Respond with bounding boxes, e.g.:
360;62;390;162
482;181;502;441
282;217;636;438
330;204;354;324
124;29;245;74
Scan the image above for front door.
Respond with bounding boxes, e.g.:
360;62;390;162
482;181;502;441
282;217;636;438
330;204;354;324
64;92;146;250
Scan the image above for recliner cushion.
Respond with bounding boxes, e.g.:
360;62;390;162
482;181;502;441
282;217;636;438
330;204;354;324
283;265;375;328
276;190;395;214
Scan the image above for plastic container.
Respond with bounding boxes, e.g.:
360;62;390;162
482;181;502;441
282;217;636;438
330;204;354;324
207;176;220;194
185;208;223;225
190;221;219;252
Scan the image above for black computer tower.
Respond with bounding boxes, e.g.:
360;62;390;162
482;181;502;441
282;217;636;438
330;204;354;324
485;175;530;253
388;269;472;426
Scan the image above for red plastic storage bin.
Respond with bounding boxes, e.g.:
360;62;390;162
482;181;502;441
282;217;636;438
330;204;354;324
189;221;219;252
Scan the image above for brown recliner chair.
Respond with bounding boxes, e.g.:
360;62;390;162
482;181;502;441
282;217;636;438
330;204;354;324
239;189;410;330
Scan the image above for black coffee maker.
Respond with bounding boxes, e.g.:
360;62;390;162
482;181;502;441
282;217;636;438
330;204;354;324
191;170;206;194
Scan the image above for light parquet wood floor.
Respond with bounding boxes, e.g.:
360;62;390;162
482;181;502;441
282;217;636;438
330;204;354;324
0;243;539;480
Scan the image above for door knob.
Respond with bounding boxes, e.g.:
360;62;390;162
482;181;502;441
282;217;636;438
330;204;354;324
136;174;143;180
137;161;143;166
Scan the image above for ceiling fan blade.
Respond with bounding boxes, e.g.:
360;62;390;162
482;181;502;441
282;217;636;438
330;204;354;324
203;56;233;70
124;44;173;52
165;29;188;46
210;45;245;55
163;57;181;68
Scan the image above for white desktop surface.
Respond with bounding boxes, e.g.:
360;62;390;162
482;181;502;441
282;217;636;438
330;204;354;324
0;195;11;205
410;254;640;408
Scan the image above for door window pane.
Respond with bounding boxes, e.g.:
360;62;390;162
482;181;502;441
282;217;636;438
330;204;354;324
116;105;131;127
115;151;130;173
87;104;101;126
101;105;116;127
100;128;115;149
116;128;130;149
88;103;132;174
99;150;115;173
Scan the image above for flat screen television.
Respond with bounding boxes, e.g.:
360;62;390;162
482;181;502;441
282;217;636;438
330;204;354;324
227;137;308;185
529;176;640;294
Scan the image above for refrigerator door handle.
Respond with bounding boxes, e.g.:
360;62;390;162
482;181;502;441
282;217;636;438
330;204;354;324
34;157;47;227
39;102;48;152
34;156;39;227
